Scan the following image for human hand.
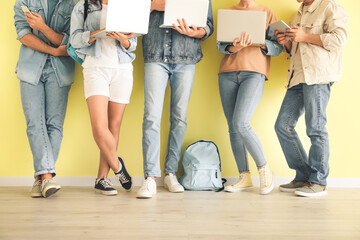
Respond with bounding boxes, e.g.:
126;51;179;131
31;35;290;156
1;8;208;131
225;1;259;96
52;45;68;57
25;12;47;32
107;32;134;49
285;26;308;43
151;0;166;12
172;18;205;38
274;30;289;45
232;32;252;51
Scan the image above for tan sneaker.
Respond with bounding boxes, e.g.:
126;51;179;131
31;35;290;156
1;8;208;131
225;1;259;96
31;180;42;198
295;182;327;197
225;172;254;192
41;179;61;198
258;165;274;195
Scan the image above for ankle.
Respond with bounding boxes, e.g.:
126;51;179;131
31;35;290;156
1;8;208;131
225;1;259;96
41;173;53;181
147;176;156;180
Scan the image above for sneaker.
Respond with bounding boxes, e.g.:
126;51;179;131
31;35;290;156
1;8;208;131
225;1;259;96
41;179;61;198
225;172;254;192
279;180;305;192
258;165;274;195
164;173;184;193
94;178;118;196
31;179;42;198
115;157;132;191
294;182;328;197
136;177;157;199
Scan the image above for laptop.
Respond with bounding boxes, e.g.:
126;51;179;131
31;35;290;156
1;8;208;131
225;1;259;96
217;9;267;46
91;0;151;38
160;0;209;28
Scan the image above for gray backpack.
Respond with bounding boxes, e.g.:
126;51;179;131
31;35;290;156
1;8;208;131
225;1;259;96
179;140;226;191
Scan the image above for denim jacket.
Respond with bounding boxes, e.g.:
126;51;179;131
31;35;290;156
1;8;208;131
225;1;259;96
217;27;283;57
142;0;214;64
70;1;137;64
14;0;77;87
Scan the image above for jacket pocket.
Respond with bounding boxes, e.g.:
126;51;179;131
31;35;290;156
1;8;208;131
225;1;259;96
57;10;71;33
303;20;324;35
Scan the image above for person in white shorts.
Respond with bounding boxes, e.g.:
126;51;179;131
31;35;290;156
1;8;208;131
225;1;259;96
70;0;137;195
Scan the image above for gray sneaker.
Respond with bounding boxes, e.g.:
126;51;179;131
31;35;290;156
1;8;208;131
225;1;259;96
41;179;61;198
31;180;42;198
294;182;327;197
279;180;305;192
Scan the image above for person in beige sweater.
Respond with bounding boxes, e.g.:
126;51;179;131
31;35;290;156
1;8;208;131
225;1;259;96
217;0;282;195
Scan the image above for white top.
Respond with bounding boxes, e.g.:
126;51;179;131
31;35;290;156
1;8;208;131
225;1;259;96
83;4;132;70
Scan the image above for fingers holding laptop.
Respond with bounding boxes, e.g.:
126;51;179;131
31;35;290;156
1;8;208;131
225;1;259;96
232;32;252;51
172;18;206;39
107;32;135;49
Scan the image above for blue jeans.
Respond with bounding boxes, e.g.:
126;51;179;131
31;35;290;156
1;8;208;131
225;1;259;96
142;63;195;177
20;60;70;178
274;83;331;186
219;71;266;173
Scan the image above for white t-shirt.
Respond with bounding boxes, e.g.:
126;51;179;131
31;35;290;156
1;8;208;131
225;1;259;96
83;4;132;70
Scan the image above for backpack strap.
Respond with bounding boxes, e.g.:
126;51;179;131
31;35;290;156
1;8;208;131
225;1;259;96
215;178;227;192
84;0;89;21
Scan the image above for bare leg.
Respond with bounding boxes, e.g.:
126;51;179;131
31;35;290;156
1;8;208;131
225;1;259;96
97;102;127;179
87;96;120;172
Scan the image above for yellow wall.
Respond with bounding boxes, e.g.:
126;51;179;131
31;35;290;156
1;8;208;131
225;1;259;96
1;0;359;178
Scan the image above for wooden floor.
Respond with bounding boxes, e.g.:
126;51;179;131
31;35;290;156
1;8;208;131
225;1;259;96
0;187;359;240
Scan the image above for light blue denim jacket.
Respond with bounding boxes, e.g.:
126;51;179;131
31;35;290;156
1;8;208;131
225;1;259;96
69;1;137;63
217;27;283;57
143;0;214;64
14;0;77;87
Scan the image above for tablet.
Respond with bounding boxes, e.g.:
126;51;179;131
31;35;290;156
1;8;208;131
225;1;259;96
269;20;290;33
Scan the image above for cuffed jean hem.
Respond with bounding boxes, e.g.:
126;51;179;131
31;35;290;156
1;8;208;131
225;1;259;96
34;169;56;178
144;172;162;178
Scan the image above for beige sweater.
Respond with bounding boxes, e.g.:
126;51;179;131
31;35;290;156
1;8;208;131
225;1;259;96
219;4;277;79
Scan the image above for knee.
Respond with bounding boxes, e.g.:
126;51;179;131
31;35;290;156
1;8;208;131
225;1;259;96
275;117;292;136
232;120;250;136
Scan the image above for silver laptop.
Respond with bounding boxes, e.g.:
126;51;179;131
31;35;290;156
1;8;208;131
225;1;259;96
160;0;209;28
217;9;267;46
91;0;151;38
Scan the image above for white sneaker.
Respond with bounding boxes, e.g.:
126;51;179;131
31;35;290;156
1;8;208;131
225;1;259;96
136;177;157;199
224;172;254;192
258;165;274;195
164;173;184;193
41;179;61;198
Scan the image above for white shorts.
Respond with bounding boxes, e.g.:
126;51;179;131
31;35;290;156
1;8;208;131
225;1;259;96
83;67;133;104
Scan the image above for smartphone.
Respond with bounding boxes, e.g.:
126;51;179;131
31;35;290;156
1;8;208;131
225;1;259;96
21;6;34;16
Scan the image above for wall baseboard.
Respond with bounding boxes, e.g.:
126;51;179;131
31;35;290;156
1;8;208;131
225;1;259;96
0;176;359;188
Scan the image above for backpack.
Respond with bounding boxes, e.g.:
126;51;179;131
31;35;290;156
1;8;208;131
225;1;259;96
179;140;226;191
67;0;89;65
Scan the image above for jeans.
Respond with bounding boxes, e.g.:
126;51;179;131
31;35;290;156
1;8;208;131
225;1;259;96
274;83;331;186
219;71;266;173
20;60;71;178
142;63;195;177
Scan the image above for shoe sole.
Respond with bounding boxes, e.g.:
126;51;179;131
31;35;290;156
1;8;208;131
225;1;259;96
31;193;43;198
294;190;328;197
136;194;154;199
95;189;118;196
260;182;274;195
279;186;298;192
43;187;60;198
224;186;254;193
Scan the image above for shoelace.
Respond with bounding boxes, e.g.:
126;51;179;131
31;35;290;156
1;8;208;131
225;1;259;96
140;178;153;191
100;178;114;189
33;180;42;186
117;172;129;183
259;167;268;187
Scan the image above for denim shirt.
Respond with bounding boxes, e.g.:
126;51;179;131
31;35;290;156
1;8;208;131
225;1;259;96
14;0;77;87
143;0;214;64
217;27;283;57
70;1;137;64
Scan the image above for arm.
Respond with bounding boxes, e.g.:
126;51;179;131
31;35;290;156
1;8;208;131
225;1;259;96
285;26;323;47
25;12;64;47
107;33;137;51
69;2;94;48
19;33;67;56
